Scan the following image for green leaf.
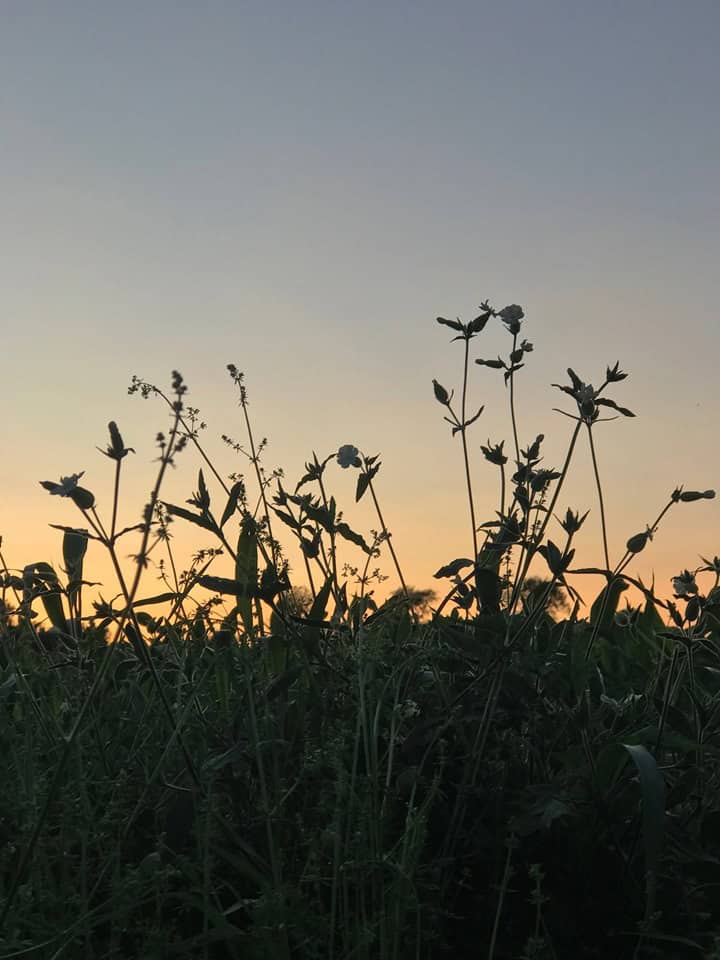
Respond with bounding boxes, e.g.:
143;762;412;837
301;576;334;656
295;498;334;532
236;515;258;635
273;508;301;532
263;665;303;702
595;397;635;417
196;576;257;597
356;462;380;503
197;469;211;511
356;471;371;503
436;316;464;332
590;577;628;633
125;623;148;663
219;480;245;527
335;520;371;554
475;567;502;612
131;591;181;608
636;589;665;638
434;558;473;579
23;562;67;632
164;502;217;532
621;742;666;916
63;528;88;600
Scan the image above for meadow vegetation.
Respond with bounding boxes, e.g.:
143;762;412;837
1;300;719;958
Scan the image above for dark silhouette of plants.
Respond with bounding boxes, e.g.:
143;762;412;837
1;296;717;960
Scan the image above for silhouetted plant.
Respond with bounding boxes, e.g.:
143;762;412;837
1;297;717;959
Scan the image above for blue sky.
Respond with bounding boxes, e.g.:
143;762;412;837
2;1;718;610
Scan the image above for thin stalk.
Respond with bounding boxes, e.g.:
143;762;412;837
488;837;517;960
508;332;521;468
584;494;678;661
460;336;479;564
110;457;122;541
586;423;610;573
0;401;199;929
508;418;583;612
243;664;290;958
237;390;279;573
317;472;341;604
499;460;506;519
366;473;410;603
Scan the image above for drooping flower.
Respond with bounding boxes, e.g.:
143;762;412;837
337;445;362;469
499;304;524;334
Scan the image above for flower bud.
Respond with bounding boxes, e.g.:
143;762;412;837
626;532;648;554
432;379;450;405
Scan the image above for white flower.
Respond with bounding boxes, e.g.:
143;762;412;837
672;570;697;597
40;472;85;496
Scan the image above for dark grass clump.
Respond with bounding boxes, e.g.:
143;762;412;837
1;300;718;959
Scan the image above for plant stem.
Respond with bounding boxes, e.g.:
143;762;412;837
508;332;521;469
587;423;610;573
460;336;480;565
366;474;410;603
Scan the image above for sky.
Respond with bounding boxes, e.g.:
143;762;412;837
1;1;718;622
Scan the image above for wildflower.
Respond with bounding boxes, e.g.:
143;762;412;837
559;508;589;535
606;361;627;383
39;472;95;510
337;445;362;469
528;468;561;493
498;304;524;334
40;472;85;496
480;440;507;466
672;570;698;598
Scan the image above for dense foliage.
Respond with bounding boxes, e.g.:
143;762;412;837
1;301;718;958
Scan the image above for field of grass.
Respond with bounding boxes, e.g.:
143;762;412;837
1;300;718;959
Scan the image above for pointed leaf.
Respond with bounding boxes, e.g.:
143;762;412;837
301;576;334;656
163;502;216;532
220;480;245;527
23;562;67;632
436;316;464;332
335;521;372;554
356;463;380;503
273;509;301;532
131;591;182;608
236;516;258;634
434;558;473;579
197;575;257;597
590;577;628;632
621;743;665;909
465;406;485;428
63;528;89;601
595;398;635;417
197;470;211;511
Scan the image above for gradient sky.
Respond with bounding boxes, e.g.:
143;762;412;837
2;1;718;618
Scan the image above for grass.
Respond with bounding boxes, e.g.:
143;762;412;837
1;299;719;959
